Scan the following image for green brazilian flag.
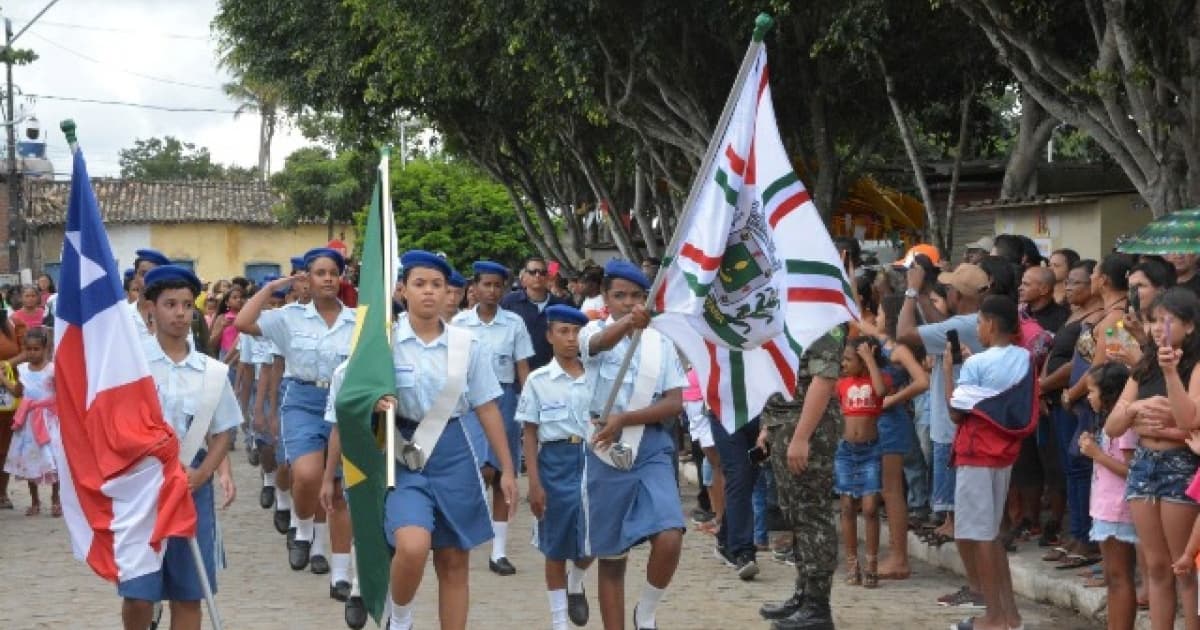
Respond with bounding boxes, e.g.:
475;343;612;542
334;152;397;624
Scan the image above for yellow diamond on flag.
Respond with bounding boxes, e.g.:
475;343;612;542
342;456;367;488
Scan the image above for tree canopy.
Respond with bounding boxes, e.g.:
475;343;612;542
118;136;257;181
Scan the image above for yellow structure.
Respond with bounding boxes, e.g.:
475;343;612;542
955;192;1150;260
23;179;354;284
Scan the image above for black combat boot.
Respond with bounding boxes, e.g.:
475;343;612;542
759;591;805;620
771;595;833;630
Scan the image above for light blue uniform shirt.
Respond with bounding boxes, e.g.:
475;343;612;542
579;317;687;416
516;358;593;442
324;361;347;425
391;314;503;420
451;306;535;384
257;301;356;382
142;338;241;439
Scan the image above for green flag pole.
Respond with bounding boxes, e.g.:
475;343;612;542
595;13;775;424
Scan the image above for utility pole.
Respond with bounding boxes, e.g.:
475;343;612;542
6;17;19;274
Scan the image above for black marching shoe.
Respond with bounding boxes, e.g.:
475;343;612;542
310;554;330;575
288;540;311;570
771;596;834;630
247;445;260;467
488;556;516;575
286;527;297;548
344;596;367;630
330;580;352;602
274;510;290;534
566;587;589;626
760;592;806;620
632;603;657;630
259;486;275;510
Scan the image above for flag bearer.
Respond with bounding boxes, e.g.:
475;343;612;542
120;265;240;630
581;259;686;630
519;304;596;629
235;248;355;578
375;250;517;630
453;260;535;576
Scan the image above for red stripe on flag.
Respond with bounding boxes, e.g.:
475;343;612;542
745;137;757;186
763;340;796;389
768;189;811;228
757;65;770;102
705;341;722;419
680;242;722;271
655;276;667;312
788;287;853;307
725;145;746;177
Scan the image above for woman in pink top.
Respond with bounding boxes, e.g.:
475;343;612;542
11;286;44;330
209;285;246;361
1079;362;1137;630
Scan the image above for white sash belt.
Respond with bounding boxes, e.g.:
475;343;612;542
178;359;230;466
593;328;662;471
395;324;471;470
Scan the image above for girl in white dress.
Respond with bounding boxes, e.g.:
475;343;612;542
2;327;58;516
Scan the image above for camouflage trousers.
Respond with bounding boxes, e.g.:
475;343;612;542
766;413;839;600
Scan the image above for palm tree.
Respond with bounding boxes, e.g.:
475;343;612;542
222;77;282;181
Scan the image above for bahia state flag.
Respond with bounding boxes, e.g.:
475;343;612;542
53;147;197;582
333;151;397;624
650;46;858;433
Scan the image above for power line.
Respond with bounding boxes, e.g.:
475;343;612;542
27;31;223;91
26;93;240;114
14;18;210;41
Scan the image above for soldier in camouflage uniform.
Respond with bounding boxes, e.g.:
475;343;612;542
757;328;845;630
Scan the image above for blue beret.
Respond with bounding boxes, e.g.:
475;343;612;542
603;259;650;291
290;256;306;273
472;260;510;280
143;265;201;295
303;247;346;273
448;270;467;288
123;268;135;282
400;249;452;280
545;304;588;326
134;248;171;267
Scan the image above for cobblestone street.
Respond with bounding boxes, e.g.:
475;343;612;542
0;459;1097;629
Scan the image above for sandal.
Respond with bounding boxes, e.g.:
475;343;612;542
1042;546;1069;562
863;555;879;589
844;556;862;586
50;502;62;517
24;503;40;516
928;532;953;548
1056;554;1102;570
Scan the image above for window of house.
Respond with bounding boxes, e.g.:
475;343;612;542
244;263;281;287
170;259;195;272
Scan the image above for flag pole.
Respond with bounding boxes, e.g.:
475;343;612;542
60;118;78;154
381;144;397;489
187;537;224;630
595;14;775;425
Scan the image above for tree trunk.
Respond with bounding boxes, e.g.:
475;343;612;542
632;160;661;257
943;85;975;255
879;54;940;247
1000;96;1055;200
564;137;639;261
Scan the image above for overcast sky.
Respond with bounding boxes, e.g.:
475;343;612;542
7;0;310;178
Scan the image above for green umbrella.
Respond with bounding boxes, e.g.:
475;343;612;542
1117;207;1200;255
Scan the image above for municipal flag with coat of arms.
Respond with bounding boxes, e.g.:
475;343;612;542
649;46;858;433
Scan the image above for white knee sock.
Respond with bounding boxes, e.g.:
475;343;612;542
350;571;361;597
312;522;329;556
547;589;568;630
635;584;665;628
389;597;413;630
295;517;315;542
566;562;587;594
490;521;508;561
276;489;292;511
262;471;275;488
331;553;351;585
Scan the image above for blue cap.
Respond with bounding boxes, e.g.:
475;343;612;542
603;259;650;291
143;265;201;295
546;304;589;326
134;248;171;268
400;249;452;280
123;268;135;282
448;270;467;288
303;247;346;273
472;260;510;280
290;256;306;273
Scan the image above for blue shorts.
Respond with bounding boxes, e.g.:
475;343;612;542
1125;447;1200;504
280;379;332;463
583;424;685;558
1091;518;1138;544
383;418;492;550
932;441;956;512
118;479;218;602
464;383;519;472
878;408;913;456
533;440;588;561
834;439;882;498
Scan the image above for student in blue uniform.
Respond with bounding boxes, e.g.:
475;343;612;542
374;250;518;630
453;260;535;575
581;259;686;630
519;304;596;629
119;265;241;630
235;248;354;579
128;248;171;338
442;269;467;321
269;256;312;539
249;284;287;510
